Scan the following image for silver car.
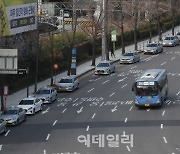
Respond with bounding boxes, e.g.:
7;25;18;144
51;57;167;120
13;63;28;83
34;86;57;104
0;119;7;134
144;43;163;54
0;107;26;125
55;76;79;92
163;36;179;47
95;60;115;75
120;51;140;64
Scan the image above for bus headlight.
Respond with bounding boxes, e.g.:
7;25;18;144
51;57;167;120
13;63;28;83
135;99;139;104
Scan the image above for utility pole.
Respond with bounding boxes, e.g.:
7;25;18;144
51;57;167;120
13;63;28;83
101;0;108;60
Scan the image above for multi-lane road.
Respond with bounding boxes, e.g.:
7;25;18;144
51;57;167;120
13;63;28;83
1;45;180;154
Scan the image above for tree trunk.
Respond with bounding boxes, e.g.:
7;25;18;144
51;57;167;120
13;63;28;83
149;20;152;43
92;38;96;66
120;8;125;54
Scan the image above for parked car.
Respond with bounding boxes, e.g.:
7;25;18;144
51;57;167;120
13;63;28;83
144;42;163;54
55;76;79;92
95;60;115;75
163;36;179;47
33;86;57;104
120;51;140;64
18;97;43;115
175;32;180;41
0;119;7;134
0;106;26;125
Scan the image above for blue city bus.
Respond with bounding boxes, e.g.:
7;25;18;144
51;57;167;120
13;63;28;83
132;69;168;108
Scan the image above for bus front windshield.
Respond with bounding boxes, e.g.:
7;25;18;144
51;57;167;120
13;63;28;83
135;85;159;96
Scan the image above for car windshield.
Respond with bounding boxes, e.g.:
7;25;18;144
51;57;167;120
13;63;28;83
35;89;50;94
97;63;109;67
165;37;174;40
3;109;18;115
135;85;159;96
19;100;34;105
59;79;73;83
123;53;134;56
147;44;157;47
177;32;180;35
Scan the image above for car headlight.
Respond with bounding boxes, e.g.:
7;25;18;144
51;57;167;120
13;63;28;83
134;99;139;104
156;99;161;104
28;107;33;110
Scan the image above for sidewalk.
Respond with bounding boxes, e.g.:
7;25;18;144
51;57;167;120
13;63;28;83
1;26;180;110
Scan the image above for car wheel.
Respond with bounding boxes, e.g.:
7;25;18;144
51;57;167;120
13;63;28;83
33;109;35;115
16;119;19;125
113;67;115;73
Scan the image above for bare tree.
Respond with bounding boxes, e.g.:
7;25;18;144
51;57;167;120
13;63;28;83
81;3;103;66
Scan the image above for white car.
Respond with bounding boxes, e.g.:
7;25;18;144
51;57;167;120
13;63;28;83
18;97;43;115
163;36;179;47
175;32;180;41
95;60;115;75
144;42;163;54
55;76;79;92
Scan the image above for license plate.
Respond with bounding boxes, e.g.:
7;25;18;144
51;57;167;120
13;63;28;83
145;104;150;107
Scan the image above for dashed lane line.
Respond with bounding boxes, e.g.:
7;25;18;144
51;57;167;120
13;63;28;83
161;124;164;129
62;108;67;113
0;145;2;151
176;91;180;96
162;110;165;116
124;118;128;123
92;113;96;119
109;92;115;97
88;88;95;93
121;84;127;88
130;66;137;70
126;145;131;152
46;134;51;141
129;106;133;111
161;62;167;66
163;137;168;144
171;57;175;60
73;98;79;102
86;126;90;132
43;150;46;154
53;120;58;126
5;130;10;137
102;80;110;84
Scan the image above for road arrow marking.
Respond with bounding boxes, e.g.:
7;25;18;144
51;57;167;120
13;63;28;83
77;107;83;114
5;130;10;137
111;106;118;112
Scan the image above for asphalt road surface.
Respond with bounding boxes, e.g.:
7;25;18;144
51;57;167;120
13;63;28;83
1;45;180;154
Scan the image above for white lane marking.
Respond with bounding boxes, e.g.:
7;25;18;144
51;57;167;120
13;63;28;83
167;101;172;105
86;126;90;131
102;80;109;84
126;145;131;152
124;118;128;123
111;106;118;112
100;102;105;107
0;145;2;151
162;110;165;116
109;92;115;97
121;84;127;88
171;57;175;60
176;91;180;96
118;77;127;83
77;107;83;114
62;108;67;113
94;77;102;81
147;109;150;112
92;113;96;119
161;62;167;66
131;66;137;70
43;150;46;154
46;134;51;141
5;130;10;137
73;98;79;102
88;88;94;93
129;106;133;111
42;107;50;114
161;124;164;129
53;120;58;126
163;137;168;143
